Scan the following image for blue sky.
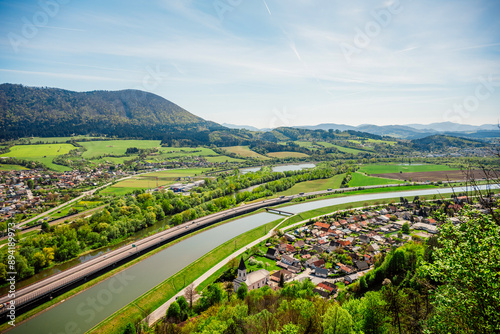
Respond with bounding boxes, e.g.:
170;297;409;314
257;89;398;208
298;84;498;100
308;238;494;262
1;0;499;128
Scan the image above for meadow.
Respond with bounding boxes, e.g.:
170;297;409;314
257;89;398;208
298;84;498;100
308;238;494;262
78;140;161;158
359;163;457;175
276;174;345;196
348;172;404;187
0;143;75;171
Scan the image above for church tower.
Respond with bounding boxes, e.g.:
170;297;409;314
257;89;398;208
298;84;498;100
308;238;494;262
237;257;247;281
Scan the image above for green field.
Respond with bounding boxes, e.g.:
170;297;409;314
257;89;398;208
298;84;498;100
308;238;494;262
348;172;404;187
78;140;161;158
331;144;366;154
100;168;210;195
0;144;75;171
359;163;457;175
0;164;29;171
267;151;310;158
276;174;345;196
224;146;269;159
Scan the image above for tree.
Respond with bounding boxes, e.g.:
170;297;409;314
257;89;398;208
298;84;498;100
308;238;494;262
237;283;248;300
401;222;410;235
224;281;234;301
421;209;500;333
322;303;354;334
123;322;136;334
184;283;195;308
166;301;181;322
279;273;285;288
32;251;46;271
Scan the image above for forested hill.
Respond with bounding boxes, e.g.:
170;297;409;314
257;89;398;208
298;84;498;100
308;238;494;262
0;84;223;139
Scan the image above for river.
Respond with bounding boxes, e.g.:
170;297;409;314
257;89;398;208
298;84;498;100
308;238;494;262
8;184;497;333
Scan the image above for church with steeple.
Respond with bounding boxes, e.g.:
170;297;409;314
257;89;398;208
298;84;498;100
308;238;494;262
233;257;270;292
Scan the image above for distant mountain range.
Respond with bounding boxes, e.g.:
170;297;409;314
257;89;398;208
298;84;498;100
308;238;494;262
223;122;499;140
1;84;497;144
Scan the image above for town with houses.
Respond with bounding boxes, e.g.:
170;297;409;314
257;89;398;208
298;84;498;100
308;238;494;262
0;168;127;224
233;194;491;299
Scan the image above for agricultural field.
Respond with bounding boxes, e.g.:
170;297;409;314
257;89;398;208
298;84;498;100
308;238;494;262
0;143;75;171
78;140;161;158
0;164;28;171
267;151;310;158
100;168;210;195
276;174;345;196
348;172;404;187
359;163;457;175
373;169;485;182
330;144;366;154
154;147;218;160
223;146;269;159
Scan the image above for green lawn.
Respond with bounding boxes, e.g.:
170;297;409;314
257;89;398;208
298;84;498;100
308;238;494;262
276;174;345;196
0;144;75;171
246;255;281;272
348;172;403;187
359;163;457;175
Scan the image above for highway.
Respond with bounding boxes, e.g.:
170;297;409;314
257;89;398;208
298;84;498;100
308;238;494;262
0;181;435;313
0;195;292;312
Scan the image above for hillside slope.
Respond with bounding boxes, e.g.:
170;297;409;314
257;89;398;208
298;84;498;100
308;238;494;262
0;84;221;139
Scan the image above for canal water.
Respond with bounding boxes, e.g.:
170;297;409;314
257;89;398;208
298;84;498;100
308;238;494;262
9;212;279;334
9;184;497;333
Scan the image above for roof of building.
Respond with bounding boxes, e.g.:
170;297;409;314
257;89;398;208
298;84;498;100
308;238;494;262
238;257;246;270
246;269;270;286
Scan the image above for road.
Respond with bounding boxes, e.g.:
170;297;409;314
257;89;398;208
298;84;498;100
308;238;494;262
16;182;112;228
0;181;432;311
0;196;292;311
16;168;167;228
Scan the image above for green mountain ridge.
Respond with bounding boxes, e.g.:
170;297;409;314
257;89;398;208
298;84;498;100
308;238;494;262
0;84;222;139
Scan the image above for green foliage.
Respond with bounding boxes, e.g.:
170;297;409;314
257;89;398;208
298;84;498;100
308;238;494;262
237;283;247;300
123;322;136;334
322;303;354;334
421;208;500;333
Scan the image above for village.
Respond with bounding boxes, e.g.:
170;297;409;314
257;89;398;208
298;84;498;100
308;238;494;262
0;168;125;223
233;194;479;299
